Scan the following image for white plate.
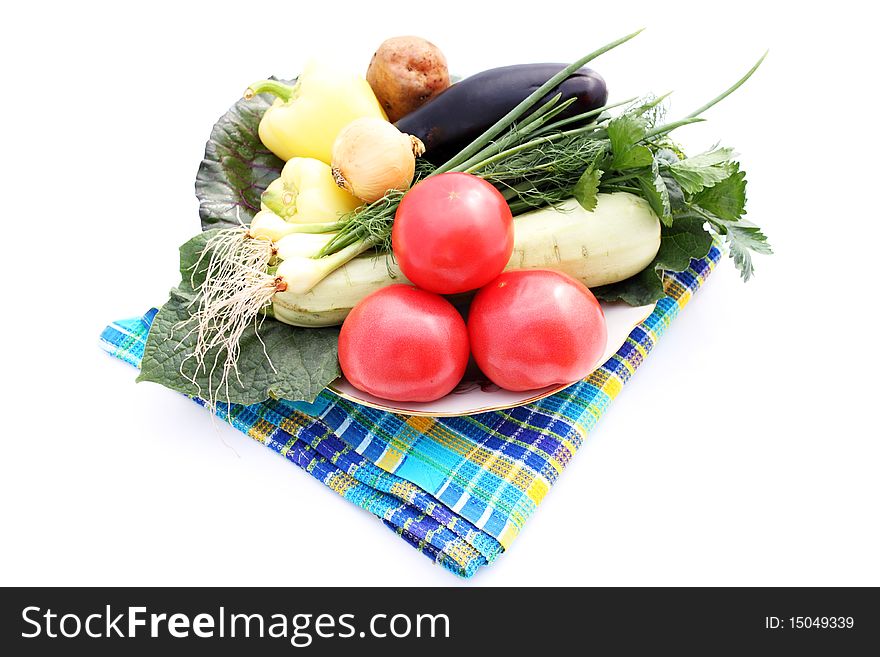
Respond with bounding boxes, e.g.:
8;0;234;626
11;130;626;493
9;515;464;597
328;301;656;416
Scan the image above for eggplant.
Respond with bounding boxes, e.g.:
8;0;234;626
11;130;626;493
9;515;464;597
395;63;608;164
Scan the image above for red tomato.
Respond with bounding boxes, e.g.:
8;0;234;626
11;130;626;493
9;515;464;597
468;270;607;391
338;285;469;402
392;172;514;294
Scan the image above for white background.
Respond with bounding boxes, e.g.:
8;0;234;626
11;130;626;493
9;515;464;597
1;0;878;586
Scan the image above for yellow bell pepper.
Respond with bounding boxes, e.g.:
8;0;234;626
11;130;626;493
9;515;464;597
245;61;388;163
259;157;362;224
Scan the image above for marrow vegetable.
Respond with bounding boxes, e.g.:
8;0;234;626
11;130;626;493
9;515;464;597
506;194;661;286
271;192;660;327
272;256;411;327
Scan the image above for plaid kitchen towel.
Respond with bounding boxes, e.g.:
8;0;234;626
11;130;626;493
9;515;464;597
100;246;722;578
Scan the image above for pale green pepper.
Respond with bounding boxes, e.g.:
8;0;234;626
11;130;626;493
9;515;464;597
259;157;361;225
245;60;388;163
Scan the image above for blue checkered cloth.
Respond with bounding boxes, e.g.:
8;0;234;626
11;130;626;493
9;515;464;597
101;246;721;577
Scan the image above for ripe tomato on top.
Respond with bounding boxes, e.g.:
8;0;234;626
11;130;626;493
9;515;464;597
391;172;513;295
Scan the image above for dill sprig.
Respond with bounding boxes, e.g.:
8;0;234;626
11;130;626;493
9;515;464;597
474;132;608;210
319;190;402;256
318;114;616;258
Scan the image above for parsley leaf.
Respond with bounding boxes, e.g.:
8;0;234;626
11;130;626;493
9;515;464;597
614;145;654;170
666;147;736;194
629;155;686;226
637;170;671;226
594;125;769;296
607;114;654;170
709;219;772;282
686;165;768;280
692;165;747;221
635;158;677;226
573;165;603;211
660;171;686;213
608;114;648;153
726;224;771;281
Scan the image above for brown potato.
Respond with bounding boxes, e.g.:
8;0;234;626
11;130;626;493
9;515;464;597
366;36;450;123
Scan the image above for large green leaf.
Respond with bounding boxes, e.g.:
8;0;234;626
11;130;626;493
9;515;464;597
137;231;341;405
195;83;288;231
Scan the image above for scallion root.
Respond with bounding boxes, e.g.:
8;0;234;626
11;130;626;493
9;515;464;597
176;227;280;411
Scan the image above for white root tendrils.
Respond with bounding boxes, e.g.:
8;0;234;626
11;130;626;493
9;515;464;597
176;227;280;413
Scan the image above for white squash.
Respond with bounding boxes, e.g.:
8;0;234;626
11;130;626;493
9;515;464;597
272;255;411;327
271;192;661;327
506;193;661;286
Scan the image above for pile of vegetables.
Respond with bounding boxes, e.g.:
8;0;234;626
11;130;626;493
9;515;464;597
139;30;770;407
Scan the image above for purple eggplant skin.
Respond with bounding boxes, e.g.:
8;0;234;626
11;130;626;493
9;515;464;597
395;63;608;164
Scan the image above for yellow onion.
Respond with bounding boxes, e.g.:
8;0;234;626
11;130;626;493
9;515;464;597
331;117;425;203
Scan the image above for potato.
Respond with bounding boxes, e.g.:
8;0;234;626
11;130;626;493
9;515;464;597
366;36;450;122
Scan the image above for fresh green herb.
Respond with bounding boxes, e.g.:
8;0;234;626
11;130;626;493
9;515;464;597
726;223;772;281
607;114;653;170
666;147;736;194
573;165;603;212
692;165;747;220
637;160;673;225
679;164;772;281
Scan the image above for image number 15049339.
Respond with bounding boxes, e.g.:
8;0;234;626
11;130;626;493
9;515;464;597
765;617;855;630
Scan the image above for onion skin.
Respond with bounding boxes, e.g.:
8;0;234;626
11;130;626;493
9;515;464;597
331;117;424;203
